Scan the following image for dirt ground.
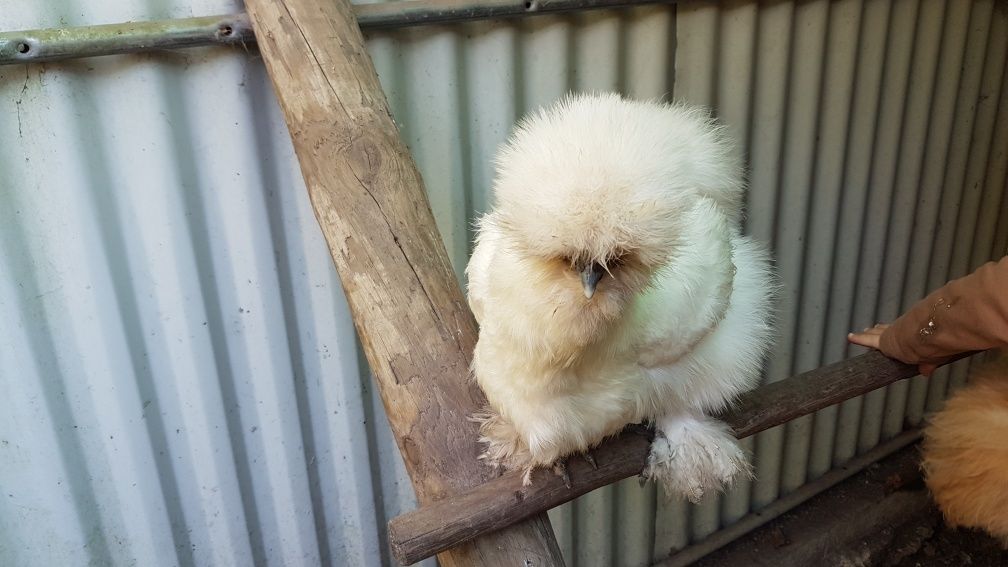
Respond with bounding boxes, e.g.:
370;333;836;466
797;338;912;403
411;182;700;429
691;443;1008;567
889;517;1008;567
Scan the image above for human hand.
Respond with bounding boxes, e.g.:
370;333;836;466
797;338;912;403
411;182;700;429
847;323;938;377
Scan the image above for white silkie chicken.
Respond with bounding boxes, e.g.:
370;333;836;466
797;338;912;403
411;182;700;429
466;92;776;502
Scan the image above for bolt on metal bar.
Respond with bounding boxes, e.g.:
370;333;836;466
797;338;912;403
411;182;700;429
0;14;255;65
0;0;673;66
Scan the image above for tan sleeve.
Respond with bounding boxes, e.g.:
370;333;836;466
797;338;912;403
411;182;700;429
879;256;1008;365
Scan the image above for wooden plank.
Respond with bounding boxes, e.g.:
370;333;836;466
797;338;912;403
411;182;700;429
391;426;653;564
388;349;977;564
240;0;563;565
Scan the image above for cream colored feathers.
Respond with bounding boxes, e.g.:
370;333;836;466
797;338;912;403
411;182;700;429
467;93;776;501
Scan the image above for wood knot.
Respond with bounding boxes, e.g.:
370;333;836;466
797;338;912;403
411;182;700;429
348;136;382;181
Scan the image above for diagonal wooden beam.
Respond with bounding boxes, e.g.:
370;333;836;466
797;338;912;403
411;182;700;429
241;0;564;565
388;350;978;564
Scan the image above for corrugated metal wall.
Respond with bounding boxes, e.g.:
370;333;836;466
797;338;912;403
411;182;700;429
658;1;1008;560
1;0;1006;566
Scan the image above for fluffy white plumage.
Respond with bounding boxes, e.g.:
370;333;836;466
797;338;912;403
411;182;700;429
466;92;777;501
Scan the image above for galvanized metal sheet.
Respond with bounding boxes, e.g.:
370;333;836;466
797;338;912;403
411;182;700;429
1;1;1006;566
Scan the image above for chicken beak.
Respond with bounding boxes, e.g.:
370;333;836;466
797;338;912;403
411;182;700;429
580;262;606;299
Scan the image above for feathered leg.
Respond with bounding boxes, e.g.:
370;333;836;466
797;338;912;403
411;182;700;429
642;412;752;503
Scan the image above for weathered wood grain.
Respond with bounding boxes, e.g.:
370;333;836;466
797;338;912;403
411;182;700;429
723;350;976;438
240;0;563;565
389;349;977;564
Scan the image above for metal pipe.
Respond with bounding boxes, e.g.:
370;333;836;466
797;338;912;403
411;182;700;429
0;14;256;65
0;0;673;66
355;0;672;29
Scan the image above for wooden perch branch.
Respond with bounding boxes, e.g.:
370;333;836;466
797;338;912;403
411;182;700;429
388;349;977;565
241;0;562;565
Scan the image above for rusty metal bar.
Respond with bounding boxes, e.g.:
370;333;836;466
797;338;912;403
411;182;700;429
0;14;255;65
0;0;674;66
